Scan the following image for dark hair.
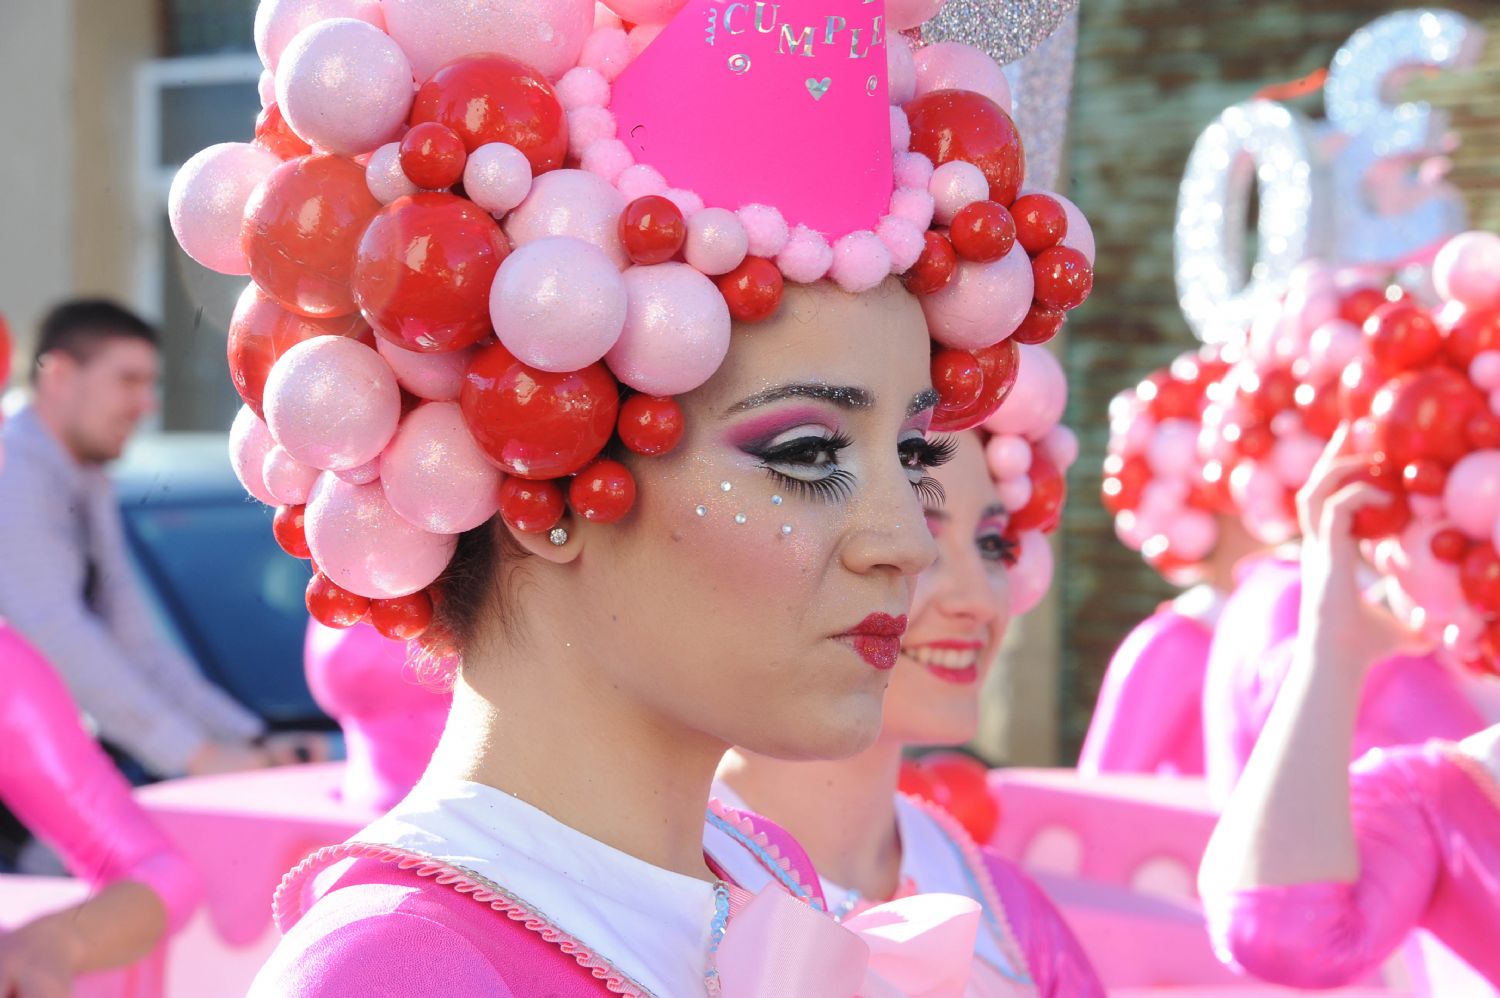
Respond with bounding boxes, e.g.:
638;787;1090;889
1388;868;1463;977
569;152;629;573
32;299;158;384
415;520;529;684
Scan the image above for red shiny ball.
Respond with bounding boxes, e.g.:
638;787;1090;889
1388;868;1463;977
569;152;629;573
227;286;372;418
353;193;510;353
916;751;1001;843
1294;382;1342;440
1402;459;1446;496
306;572;370;629
930;338;1019;432
1339;286;1392;326
409;54;567;173
1470;411;1500;451
241;154;381;318
905;90;1026;207
1143;373;1201;422
273;504;311;559
897;759;938;804
1346;463;1411;541
1370;367;1485;468
1010;303;1065;346
1227;422;1274;461
1339;359;1381;421
569;459;637;524
949;200;1016;263
1461;545;1500;614
1009;449;1065;533
716;256;784;323
1010;193;1068;254
1431;528;1471;565
904;231;957;296
1444;305;1500;367
399;122;468;190
931;349;984;412
498;476;566;533
617;394;685;456
1365;302;1441;374
1240;367;1299;422
253;103;311;160
1101;452;1151;515
461;342;619;479
1031;246;1093;311
369;591;435;641
619;195;686;266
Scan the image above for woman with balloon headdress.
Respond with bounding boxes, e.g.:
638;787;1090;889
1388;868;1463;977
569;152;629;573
166;0;1091;992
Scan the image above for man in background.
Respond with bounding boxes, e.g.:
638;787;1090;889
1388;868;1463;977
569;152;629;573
0;299;315;779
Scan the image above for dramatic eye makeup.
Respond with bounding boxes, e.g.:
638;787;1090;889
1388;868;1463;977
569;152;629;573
974;505;1018;566
723;385;952;505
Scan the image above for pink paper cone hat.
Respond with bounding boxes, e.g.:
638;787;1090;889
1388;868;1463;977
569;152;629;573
611;0;893;238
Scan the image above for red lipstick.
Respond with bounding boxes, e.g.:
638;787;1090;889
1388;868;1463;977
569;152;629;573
836;613;908;671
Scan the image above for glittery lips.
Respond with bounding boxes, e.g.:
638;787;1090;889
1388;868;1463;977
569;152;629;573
904;639;983;685
835;612;908;671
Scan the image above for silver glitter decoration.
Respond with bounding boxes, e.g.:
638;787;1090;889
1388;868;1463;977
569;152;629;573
720;481;733;492
771;495;783;506
1174;100;1321;345
1323;10;1478;267
734;513;748;524
548;527;569;547
925;5;1079;191
695;505;708;517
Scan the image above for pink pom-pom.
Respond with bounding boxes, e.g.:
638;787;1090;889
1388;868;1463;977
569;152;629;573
930;160;988;225
777;226;834;284
366;142;419;205
685;207;749;276
581;27;632;80
889;187;936;230
738;204;790;258
464;142;533;215
567;106;617;153
230;406;278;506
889;106;911;154
581;138;634;182
887;35;917;105
263;445;322;506
662;187;705;217
876;215;925;274
1009;530;1054;616
615;163;667;200
556;66;611;110
894;151;935;191
830;231;892;293
997;477;1032;513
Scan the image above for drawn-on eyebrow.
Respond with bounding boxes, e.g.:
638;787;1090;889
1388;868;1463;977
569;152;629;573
908;389;940;418
726;384;873;413
981;503;1008;520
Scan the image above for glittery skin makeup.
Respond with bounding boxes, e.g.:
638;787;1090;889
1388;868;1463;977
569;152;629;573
562;279;944;762
879;432;1014;748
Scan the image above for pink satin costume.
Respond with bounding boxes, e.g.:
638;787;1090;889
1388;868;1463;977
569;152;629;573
1204;739;1500;989
0;621;199;931
1203;555;1485;803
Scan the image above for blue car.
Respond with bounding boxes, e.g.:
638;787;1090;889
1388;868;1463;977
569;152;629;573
113;434;330;730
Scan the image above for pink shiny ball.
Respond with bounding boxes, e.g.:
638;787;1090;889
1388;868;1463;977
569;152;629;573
229;405;278;505
914;43;1012;110
381;402;503;533
929;160;989;226
254;0;385;72
264;336;401;472
1434;231;1500;311
986;434;1032;480
1008;530;1055;616
383;0;593;82
464;142;533;215
306;474;457;599
375;337;472;401
684;208;750;277
491;237;628;372
169;142;282;275
504;168;628;269
885;0;944;31
276;18;413;158
983;343;1066;439
923;244;1034;351
365;143;419;204
263;444;322;505
1021;188;1095;265
598;0;689;24
607;263;731;395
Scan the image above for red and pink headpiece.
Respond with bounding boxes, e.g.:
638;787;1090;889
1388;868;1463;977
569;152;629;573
171;0;1090;637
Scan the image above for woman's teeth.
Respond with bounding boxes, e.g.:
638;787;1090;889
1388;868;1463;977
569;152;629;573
907;646;979;671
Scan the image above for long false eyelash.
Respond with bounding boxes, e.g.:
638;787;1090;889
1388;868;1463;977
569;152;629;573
909;435;959;470
914;476;946;509
765;468;857;503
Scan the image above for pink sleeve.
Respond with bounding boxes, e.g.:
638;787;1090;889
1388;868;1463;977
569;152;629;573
985;852;1105;998
0;624;200;931
1078;611;1209;776
1354;654;1486;758
250;888;514;998
1203;749;1440;989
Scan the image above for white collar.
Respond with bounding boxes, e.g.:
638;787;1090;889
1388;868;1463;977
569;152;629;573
1458;725;1500;786
356;777;717;998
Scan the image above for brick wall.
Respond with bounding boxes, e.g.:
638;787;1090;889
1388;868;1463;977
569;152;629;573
1055;0;1500;759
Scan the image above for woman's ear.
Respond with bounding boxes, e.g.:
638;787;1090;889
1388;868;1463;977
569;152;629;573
501;509;583;565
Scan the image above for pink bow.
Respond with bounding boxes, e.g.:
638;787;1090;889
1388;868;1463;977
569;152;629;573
715;888;980;998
